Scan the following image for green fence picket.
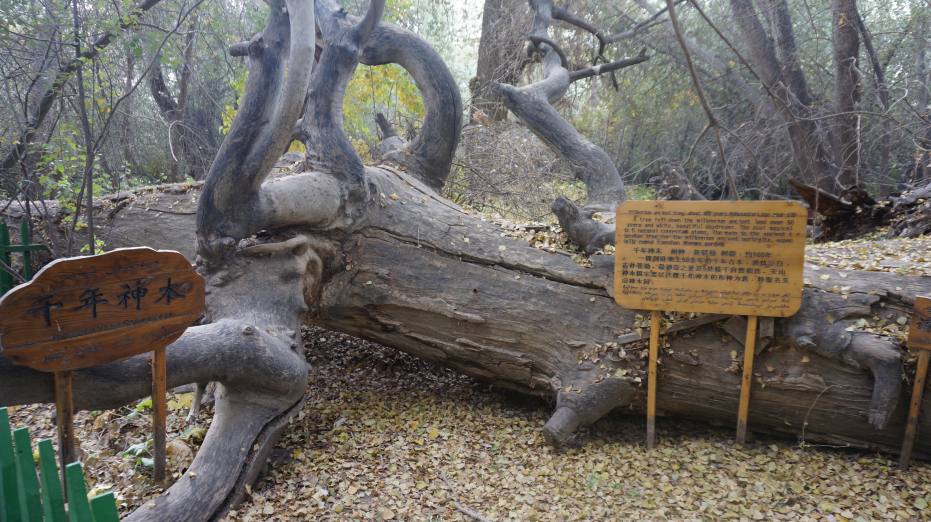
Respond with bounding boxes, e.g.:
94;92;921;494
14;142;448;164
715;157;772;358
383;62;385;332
12;428;42;521
0;224;11;295
0;408;22;522
37;439;67;522
89;492;120;522
1;220;48;296
20;221;32;281
64;463;92;522
1;409;117;522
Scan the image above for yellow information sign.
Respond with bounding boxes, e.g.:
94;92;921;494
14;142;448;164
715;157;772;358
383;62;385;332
613;200;807;317
613;200;808;449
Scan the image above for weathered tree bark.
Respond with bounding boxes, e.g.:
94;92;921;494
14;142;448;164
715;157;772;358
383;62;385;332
832;0;862;189
493;0;647;254
469;0;531;122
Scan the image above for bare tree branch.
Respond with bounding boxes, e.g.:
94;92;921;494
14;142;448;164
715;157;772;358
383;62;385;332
0;0;165;175
664;0;737;198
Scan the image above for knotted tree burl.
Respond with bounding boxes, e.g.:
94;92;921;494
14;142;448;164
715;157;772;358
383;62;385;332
2;1;931;520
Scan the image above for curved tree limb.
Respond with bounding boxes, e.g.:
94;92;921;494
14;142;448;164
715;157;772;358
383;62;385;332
528;35;570;68
197;0;316;258
300;0;386;214
568;55;648;82
497;0;647;252
550;3;607;58
1;316;308;521
310;0;463;193
359;24;463;192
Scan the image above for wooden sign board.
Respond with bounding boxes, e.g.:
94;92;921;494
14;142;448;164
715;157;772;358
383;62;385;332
614;200;807;449
909;296;931;350
0;247;203;483
900;295;931;469
614;200;807;317
0;248;204;372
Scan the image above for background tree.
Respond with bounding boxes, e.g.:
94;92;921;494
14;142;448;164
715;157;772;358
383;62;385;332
469;0;532;122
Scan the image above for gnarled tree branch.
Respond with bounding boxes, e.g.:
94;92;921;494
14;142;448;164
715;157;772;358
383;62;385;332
496;0;647;253
311;0;463;192
197;0;316;258
300;0;386;215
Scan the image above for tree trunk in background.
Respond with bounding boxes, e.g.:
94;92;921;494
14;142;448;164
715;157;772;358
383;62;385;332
729;0;836;191
915;12;930;184
832;0;862;189
173;14;198;180
122;47;139;169
855;8;892;193
148;14;211;181
71;0;97;255
469;0;531;122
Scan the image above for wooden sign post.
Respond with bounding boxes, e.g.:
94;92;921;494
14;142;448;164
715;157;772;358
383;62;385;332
899;295;931;470
614;201;807;448
0;248;205;483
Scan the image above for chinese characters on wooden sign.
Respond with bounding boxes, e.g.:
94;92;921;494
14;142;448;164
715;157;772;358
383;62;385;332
0;248;204;371
614;201;807;317
614;201;807;449
0;248;205;482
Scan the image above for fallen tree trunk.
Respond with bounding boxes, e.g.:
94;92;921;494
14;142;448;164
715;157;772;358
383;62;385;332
790;177;931;242
7;167;931;458
3;3;930;520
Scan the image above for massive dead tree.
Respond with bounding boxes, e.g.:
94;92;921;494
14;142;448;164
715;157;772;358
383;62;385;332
2;1;931;521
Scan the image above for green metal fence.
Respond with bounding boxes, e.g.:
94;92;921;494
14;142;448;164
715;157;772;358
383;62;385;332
0;221;50;296
0;407;119;522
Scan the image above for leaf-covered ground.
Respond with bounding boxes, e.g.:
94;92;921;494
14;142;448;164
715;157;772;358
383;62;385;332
806;233;931;276
6;389;203;512
5;233;931;520
227;329;931;521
